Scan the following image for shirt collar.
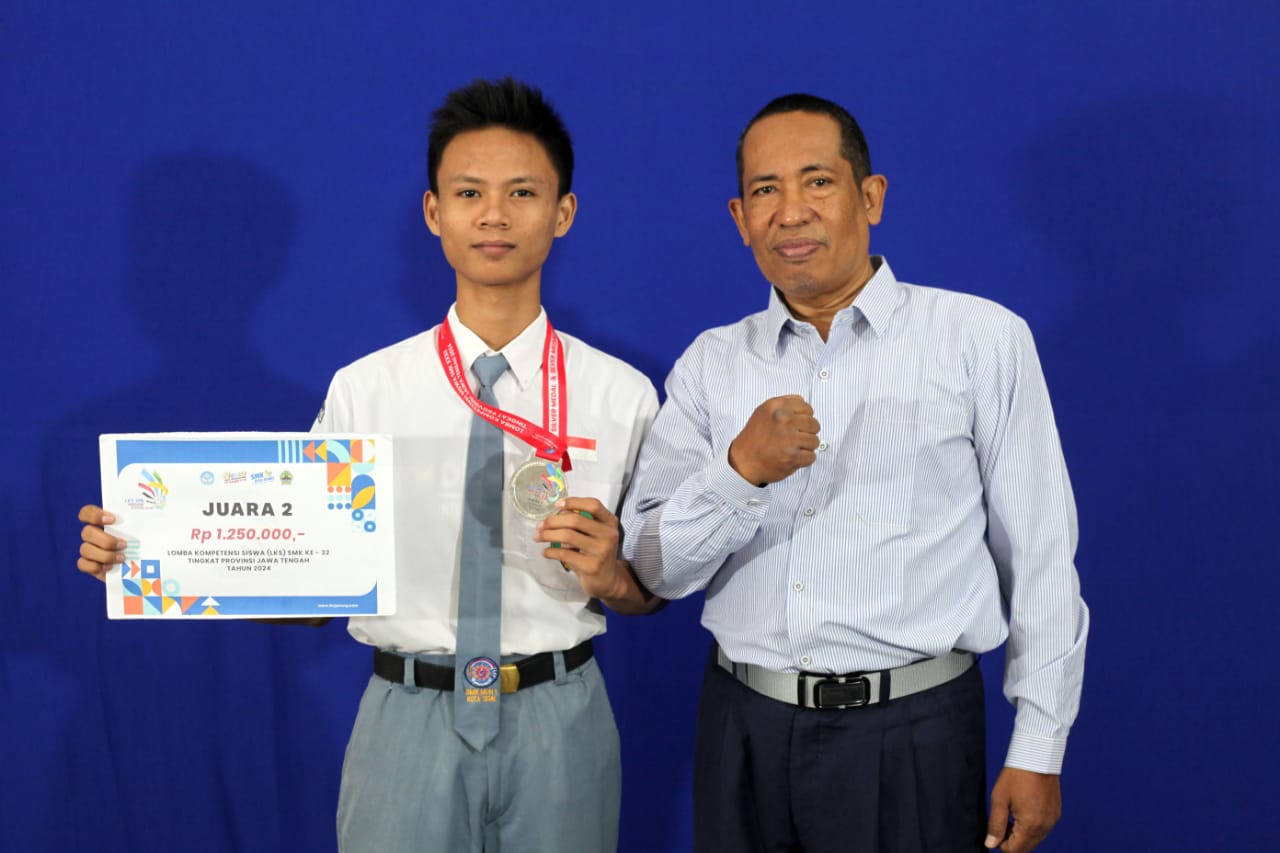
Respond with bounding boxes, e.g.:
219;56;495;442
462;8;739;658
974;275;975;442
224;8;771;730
445;304;548;392
847;257;901;338
760;256;902;354
763;285;798;346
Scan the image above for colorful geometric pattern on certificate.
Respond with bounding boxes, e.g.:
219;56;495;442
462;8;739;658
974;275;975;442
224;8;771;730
119;559;219;616
116;556;379;617
293;438;379;533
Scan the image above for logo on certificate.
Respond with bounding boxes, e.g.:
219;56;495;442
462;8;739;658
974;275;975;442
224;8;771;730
126;469;169;510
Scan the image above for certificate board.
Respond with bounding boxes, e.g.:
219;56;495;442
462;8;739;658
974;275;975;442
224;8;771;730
99;433;396;618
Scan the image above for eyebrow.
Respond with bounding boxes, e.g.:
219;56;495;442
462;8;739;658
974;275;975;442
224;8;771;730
746;163;835;185
448;174;550;186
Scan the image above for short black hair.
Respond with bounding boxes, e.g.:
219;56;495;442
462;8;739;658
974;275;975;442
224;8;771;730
427;77;574;197
735;93;872;196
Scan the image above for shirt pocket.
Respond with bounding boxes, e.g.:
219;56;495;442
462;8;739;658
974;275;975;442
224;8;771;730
517;520;586;599
851;400;969;530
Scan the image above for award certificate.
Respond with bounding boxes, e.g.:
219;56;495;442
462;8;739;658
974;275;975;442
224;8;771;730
99;432;396;619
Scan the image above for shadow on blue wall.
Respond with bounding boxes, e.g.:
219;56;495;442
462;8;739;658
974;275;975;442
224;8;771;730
24;153;361;852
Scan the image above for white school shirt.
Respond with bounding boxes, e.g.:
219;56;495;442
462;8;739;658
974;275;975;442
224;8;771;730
315;305;658;656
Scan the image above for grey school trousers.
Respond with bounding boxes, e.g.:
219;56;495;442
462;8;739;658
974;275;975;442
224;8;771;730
337;654;621;852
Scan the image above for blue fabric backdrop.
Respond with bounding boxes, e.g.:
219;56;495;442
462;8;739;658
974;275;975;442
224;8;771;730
3;2;1277;850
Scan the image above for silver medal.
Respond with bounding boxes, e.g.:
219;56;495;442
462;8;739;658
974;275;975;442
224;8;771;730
509;457;567;520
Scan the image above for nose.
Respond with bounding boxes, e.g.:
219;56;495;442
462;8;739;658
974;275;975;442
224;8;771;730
775;185;811;227
478;197;510;229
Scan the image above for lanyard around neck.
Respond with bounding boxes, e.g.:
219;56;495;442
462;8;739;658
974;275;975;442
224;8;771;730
437;316;571;471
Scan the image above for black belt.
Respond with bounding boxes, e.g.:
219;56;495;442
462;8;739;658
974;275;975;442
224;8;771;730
373;639;594;694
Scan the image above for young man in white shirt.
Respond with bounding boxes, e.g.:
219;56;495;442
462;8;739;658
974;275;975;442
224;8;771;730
78;77;661;853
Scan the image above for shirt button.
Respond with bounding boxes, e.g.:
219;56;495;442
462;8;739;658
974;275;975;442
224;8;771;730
746;498;761;507
818;442;828;452
800;655;812;667
819;368;830;380
803;507;815;517
793;581;804;592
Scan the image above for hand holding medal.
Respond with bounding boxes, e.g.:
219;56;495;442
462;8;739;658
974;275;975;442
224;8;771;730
535;497;631;600
508;458;587;570
438;317;626;598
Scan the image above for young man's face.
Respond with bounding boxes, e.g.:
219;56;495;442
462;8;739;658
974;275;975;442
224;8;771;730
729;111;885;308
425;126;576;293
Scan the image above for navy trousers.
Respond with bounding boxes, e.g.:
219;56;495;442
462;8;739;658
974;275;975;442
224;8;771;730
693;648;988;853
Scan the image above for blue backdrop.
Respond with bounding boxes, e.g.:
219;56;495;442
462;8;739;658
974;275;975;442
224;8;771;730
3;2;1277;850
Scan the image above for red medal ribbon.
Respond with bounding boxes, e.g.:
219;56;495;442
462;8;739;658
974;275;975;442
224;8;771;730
437;316;571;471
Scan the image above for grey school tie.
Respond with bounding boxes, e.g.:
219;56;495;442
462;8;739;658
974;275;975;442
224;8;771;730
454;352;509;750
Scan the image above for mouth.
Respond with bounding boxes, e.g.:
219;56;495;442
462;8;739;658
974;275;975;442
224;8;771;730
772;238;823;261
473;241;516;258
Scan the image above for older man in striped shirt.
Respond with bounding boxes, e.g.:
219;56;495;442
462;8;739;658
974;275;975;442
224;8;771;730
622;94;1087;853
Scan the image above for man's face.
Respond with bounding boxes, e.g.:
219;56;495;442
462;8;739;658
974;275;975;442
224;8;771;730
425;127;576;292
729;111;886;307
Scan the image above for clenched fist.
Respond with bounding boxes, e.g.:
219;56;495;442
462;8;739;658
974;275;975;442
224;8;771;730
727;395;821;486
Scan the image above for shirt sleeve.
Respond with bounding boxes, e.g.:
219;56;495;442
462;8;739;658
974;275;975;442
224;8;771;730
311;371;352;434
973;315;1089;775
620;340;771;599
615;380;661;510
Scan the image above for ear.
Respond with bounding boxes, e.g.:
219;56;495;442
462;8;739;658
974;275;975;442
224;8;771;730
728;197;751;246
860;175;888;226
553;191;578;237
423;190;441;236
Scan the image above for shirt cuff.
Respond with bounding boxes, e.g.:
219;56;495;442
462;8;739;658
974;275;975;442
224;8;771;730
1004;731;1067;775
706;452;771;516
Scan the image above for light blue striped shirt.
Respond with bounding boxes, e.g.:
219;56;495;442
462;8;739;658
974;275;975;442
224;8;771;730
621;259;1088;774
